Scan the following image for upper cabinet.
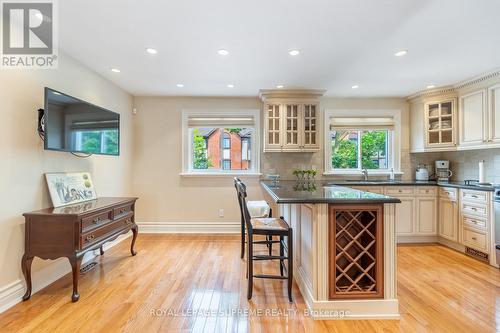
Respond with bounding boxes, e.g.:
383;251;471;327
260;89;325;152
459;90;487;147
425;99;457;149
410;73;500;153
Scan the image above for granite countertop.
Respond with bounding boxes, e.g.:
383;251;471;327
261;181;401;204
327;180;496;192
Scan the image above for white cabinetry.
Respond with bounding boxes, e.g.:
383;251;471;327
424;99;457;149
260;90;324;153
459;90;487;148
488;84;500;144
438;187;459;242
416;197;438;234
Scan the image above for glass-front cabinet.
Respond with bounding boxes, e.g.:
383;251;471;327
263;102;320;152
424;99;456;148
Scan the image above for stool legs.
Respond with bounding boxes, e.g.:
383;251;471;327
247;233;254;300
287;229;293;303
240;219;245;259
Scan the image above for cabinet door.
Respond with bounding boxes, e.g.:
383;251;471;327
395;197;415;235
265;103;283;151
425;99;456;148
302;104;319;150
416;197;437;235
489;84;500;144
439;197;458;242
459;90;487;147
283;103;301;150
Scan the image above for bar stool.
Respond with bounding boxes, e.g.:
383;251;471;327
235;179;293;302
233;178;275;259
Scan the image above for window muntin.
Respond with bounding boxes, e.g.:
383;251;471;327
72;129;119;155
331;129;390;171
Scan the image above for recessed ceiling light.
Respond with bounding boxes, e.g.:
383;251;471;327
218;49;229;56
176;83;184;88
394;50;408;57
110;68;120;73
227;84;235;88
145;47;158;55
289;49;300;56
351;85;359;89
276;84;284;89
426;84;436;89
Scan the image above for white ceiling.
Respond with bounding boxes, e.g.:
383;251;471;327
60;0;500;97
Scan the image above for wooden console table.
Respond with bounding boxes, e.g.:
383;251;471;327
22;197;138;302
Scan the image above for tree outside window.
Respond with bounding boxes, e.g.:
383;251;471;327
331;130;388;170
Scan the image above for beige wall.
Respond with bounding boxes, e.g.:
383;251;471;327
132;96;410;224
0;53;133;289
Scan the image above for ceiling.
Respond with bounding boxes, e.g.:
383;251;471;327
60;0;500;97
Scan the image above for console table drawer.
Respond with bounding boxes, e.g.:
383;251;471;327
114;204;133;218
81;210;113;232
81;213;134;249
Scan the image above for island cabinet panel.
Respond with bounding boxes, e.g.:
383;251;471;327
328;204;384;299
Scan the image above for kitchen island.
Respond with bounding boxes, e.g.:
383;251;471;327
261;181;401;320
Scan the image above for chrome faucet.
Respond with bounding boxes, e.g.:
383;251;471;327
362;168;368;181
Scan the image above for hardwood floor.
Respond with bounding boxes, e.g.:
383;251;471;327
0;235;499;332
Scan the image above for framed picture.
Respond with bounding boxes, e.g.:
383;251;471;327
45;172;97;207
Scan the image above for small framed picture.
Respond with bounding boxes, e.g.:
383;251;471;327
45;172;97;207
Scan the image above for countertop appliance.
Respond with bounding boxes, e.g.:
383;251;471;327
435;160;452;182
494;187;500;267
416;164;429;181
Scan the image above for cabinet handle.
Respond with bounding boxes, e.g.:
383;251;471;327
471;207;477;211
124;219;131;225
471;195;478;198
85;234;95;242
398;190;403;193
92;217;100;224
120;208;126;213
471;237;477;241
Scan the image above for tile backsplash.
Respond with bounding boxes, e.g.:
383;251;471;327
261;148;500;184
411;148;500;184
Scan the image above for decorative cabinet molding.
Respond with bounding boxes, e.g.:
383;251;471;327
488;84;500;144
260;89;325;152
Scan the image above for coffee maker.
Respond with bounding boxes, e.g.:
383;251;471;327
435;160;453;182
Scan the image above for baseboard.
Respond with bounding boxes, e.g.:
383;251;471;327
0;232;131;314
137;221;240;234
397;235;439;244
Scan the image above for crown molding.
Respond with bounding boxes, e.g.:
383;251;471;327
259;89;326;101
406;68;500;102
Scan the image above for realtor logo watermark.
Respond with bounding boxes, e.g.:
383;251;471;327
1;0;58;68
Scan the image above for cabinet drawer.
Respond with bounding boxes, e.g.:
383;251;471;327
463;228;487;251
81;213;133;249
417;187;437;196
385;186;415;196
462;215;487;231
114;204;133;218
461;189;488;204
81;210;113;232
461;202;488;217
439;187;457;200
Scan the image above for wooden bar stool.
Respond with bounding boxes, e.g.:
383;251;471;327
233;178;275;259
235;179;293;302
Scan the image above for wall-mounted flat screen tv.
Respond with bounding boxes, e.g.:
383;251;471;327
44;87;120;156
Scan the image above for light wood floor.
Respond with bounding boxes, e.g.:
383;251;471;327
1;235;499;333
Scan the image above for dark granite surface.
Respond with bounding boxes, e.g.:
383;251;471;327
261;181;401;204
327;180;496;191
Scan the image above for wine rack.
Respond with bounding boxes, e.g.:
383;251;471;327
329;204;384;299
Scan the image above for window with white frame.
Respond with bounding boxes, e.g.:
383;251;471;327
324;112;401;174
182;110;260;175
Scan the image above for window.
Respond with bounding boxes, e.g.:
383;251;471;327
182;110;260;175
331;130;388;170
324;111;401;175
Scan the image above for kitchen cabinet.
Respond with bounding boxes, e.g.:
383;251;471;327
394;197;416;235
459;90;487;148
438;187;459;242
459;189;492;257
260;89;325;152
263;102;320;152
488;84;500;144
424;99;457;149
416;197;438;234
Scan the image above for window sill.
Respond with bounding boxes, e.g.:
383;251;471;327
180;172;262;178
323;170;404;176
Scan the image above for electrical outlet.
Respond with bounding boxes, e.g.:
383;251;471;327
218;209;224;218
